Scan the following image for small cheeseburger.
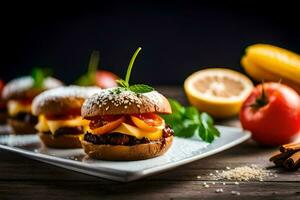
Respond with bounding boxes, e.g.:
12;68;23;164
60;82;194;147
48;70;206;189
81;88;174;160
0;80;7;124
2;76;62;134
32;86;101;148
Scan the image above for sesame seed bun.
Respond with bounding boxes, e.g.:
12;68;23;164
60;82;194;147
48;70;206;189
32;86;101;116
2;76;63;100
81;88;171;117
81;136;173;160
39;133;82;148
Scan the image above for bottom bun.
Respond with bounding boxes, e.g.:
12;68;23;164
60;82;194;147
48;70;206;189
81;136;173;160
0;112;7;125
8;119;37;134
39;133;83;149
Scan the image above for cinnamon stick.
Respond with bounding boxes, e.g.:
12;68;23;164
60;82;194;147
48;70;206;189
270;142;300;170
280;143;300;152
283;151;300;170
269;151;294;162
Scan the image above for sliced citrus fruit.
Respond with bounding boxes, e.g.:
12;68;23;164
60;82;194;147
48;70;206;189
184;68;253;118
246;44;300;84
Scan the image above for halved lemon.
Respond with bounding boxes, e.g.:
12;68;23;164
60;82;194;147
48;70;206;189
184;68;254;118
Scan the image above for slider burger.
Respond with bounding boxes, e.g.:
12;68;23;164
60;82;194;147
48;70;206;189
81;88;174;160
2;76;62;134
32;86;101;148
0;80;7;124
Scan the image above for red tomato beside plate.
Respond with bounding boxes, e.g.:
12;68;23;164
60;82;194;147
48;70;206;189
240;82;300;146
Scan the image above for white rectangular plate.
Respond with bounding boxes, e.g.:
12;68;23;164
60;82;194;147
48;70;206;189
0;125;250;182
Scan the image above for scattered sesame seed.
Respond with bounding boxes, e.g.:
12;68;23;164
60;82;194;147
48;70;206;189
212;182;215;185
216;165;271;181
196;176;201;179
222;182;226;185
231;191;240;195
234;182;239;185
226;166;231;170
204;184;209;188
215;188;223;193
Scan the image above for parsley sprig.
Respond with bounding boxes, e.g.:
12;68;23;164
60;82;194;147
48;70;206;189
161;99;220;143
31;67;52;88
76;51;99;86
116;47;154;93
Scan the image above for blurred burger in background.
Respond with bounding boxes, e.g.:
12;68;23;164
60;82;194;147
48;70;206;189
0;80;8;124
2;68;62;134
32;86;101;148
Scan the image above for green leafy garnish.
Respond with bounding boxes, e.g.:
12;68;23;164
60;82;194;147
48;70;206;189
76;51;99;86
161;99;220;143
31;67;52;88
116;47;154;93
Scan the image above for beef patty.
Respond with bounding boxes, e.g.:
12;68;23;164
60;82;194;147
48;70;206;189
84;125;174;146
11;112;38;124
43;126;84;136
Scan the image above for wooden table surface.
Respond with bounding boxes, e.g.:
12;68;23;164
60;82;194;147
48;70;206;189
0;86;299;200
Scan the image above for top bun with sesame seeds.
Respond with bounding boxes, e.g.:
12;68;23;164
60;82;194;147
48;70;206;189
32;86;101;116
2;76;63;100
81;87;171;117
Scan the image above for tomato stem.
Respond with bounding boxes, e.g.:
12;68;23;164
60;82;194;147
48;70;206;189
251;83;269;109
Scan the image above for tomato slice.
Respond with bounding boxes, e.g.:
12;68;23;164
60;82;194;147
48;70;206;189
132;113;164;127
89;116;125;135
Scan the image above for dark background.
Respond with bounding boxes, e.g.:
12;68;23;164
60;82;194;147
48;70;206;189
1;1;299;85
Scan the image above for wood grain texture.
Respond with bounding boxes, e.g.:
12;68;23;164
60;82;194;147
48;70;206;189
0;86;299;200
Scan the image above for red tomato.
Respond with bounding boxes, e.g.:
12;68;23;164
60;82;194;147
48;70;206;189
89;115;123;129
95;70;118;89
133;113;164;127
0;79;4;95
240;82;300;146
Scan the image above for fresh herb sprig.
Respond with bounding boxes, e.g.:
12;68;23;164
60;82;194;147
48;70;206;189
116;47;154;93
161;99;220;143
31;67;52;88
76;51;100;86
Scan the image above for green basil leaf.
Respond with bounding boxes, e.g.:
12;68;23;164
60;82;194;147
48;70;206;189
208;126;221;137
200;112;214;125
129;84;154;93
161;99;219;143
185;106;200;122
181;123;199;138
168;98;185;115
170;123;185;137
161;113;182;126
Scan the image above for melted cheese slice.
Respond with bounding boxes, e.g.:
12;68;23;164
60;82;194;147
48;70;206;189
110;123;163;140
8;100;32;116
35;115;89;135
